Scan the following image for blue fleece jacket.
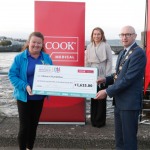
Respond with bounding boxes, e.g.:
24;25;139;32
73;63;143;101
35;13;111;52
8;49;53;102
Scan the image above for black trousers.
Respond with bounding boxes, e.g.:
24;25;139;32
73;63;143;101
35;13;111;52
91;85;106;127
17;99;44;150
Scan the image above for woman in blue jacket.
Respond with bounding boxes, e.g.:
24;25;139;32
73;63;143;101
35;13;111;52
8;32;53;150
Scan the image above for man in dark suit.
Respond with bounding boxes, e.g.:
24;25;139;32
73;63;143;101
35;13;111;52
95;25;146;150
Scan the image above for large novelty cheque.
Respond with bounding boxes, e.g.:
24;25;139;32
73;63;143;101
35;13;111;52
32;65;98;98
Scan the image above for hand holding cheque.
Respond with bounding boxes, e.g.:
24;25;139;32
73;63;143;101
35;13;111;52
26;85;33;95
94;77;107;100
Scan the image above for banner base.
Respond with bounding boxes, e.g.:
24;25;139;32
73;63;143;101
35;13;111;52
39;122;85;125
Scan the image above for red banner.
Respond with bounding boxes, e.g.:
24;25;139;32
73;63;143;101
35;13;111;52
144;0;150;93
35;1;85;123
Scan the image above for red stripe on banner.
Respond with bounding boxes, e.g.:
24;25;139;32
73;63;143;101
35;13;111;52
144;0;150;93
35;1;85;123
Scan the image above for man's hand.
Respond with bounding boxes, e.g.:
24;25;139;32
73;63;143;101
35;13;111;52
94;89;107;99
97;77;106;84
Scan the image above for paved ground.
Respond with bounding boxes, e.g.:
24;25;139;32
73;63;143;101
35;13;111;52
0;148;116;150
0;116;150;150
0;148;55;150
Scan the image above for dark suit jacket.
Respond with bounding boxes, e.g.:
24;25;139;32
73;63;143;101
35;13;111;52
106;43;146;110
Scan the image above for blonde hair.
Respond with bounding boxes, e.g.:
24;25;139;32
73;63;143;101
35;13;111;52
90;27;106;43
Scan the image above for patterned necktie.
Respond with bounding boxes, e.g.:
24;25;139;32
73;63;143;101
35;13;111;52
120;49;127;64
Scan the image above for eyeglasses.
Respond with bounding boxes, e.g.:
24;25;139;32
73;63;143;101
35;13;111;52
119;33;135;38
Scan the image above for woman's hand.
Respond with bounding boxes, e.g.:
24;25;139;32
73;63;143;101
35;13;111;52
26;85;33;95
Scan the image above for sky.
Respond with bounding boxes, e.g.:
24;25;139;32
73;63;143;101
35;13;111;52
0;0;146;40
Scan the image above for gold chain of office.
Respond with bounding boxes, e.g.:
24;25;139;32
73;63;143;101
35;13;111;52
113;46;139;81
